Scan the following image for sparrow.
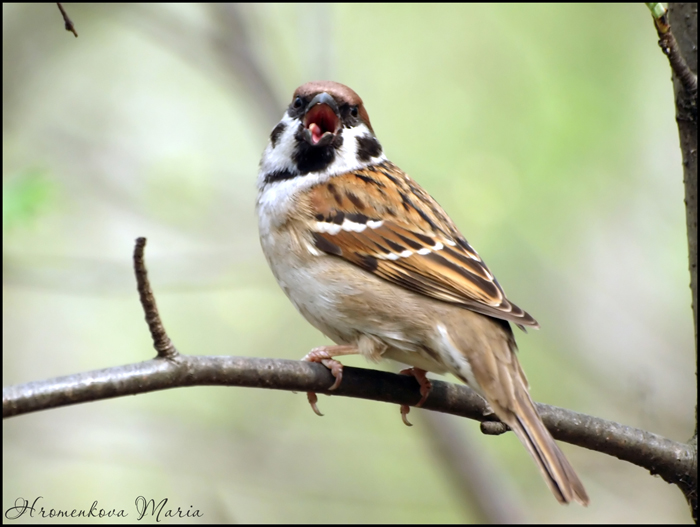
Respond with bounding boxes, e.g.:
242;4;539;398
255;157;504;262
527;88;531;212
256;81;589;506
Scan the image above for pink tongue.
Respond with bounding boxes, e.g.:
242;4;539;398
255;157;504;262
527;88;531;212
309;123;324;143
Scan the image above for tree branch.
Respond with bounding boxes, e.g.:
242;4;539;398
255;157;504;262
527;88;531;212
3;235;697;512
648;3;698;518
2;351;695;489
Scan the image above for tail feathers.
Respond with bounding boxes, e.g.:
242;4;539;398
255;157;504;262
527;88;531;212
508;390;589;506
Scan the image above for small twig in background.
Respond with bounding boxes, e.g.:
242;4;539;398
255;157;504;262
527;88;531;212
56;3;78;38
134;237;178;359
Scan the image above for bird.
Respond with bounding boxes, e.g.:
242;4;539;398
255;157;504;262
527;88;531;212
256;80;589;506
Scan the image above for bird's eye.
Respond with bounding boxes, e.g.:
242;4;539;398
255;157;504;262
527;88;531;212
293;97;303;109
350;106;359;118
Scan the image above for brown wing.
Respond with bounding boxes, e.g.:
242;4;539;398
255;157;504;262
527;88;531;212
304;161;539;329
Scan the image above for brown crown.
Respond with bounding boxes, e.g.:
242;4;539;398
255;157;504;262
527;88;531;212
293;81;373;133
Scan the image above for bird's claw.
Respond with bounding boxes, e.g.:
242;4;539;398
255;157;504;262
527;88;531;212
400;404;413;426
398;368;432;427
307;391;324;417
303;348;346;416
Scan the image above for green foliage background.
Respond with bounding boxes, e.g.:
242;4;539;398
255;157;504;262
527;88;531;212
3;4;694;523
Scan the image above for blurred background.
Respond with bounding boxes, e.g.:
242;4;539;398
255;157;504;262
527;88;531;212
3;3;695;523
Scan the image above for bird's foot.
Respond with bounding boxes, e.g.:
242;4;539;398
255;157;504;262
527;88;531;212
398;367;432;426
302;345;357;416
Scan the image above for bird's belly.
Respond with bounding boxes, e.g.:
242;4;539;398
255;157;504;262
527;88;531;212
259;230;354;340
259;229;449;372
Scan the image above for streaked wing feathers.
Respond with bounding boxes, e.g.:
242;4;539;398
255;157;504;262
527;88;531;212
306;161;539;328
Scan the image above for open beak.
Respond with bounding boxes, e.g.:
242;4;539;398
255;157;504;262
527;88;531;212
302;92;341;147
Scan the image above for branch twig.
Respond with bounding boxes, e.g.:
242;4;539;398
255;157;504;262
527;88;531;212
56;3;78;38
133;238;177;358
647;3;698;96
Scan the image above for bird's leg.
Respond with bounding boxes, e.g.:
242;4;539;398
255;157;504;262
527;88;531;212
302;345;358;416
398;367;432;426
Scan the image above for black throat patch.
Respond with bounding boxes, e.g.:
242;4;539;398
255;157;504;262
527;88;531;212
291;123;344;175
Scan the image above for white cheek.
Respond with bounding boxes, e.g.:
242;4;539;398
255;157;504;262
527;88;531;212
327;124;387;177
257;114;299;184
262;121;387;186
257;119;387;229
256;114;331;229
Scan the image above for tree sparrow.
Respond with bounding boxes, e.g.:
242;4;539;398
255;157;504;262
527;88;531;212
256;81;589;505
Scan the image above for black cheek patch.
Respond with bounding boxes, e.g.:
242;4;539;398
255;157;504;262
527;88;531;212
356;135;383;162
269;122;286;148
